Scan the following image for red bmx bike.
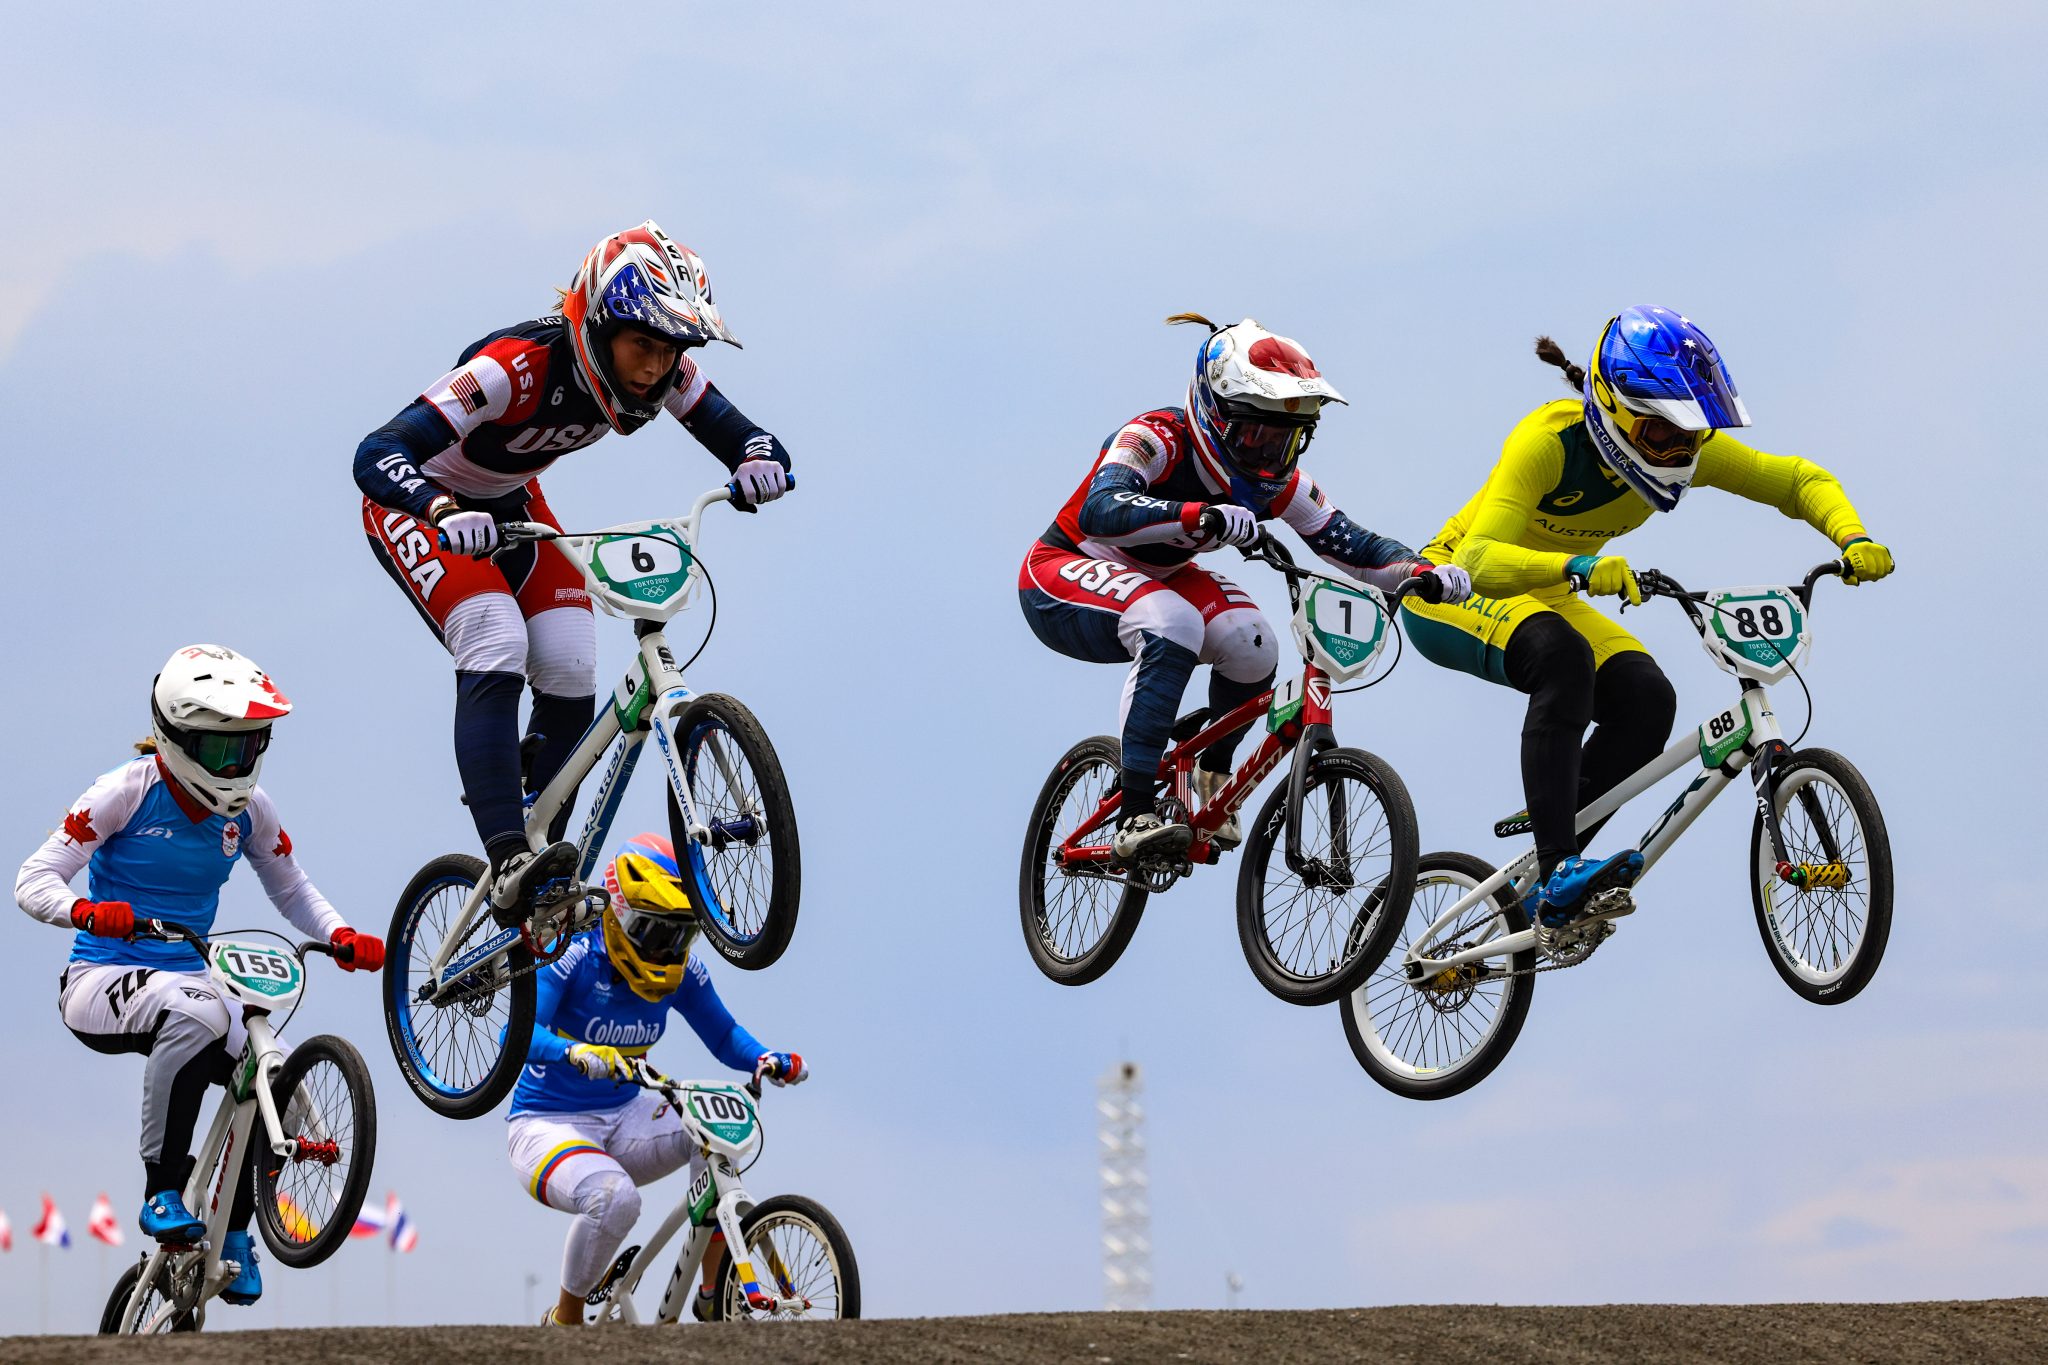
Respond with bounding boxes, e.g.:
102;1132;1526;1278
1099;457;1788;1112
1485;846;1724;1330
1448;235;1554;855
1020;534;1440;1005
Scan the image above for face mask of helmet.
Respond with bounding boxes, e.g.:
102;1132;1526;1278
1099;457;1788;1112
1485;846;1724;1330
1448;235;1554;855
1218;404;1316;481
153;702;271;777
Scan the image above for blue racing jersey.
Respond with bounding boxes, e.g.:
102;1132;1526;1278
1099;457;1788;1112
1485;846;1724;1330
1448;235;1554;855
508;929;764;1117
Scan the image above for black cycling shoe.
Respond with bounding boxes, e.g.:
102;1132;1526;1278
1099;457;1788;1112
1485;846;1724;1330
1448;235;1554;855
487;840;580;928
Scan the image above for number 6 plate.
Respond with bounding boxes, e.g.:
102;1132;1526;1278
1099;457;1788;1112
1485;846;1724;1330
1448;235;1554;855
1699;585;1810;681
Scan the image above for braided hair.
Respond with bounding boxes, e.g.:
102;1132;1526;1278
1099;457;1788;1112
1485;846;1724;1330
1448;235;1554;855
1166;312;1221;332
1533;335;1586;391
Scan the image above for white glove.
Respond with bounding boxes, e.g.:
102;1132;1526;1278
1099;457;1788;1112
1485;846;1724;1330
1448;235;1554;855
732;459;789;507
436;509;499;557
753;1051;808;1087
1199;504;1259;548
1426;563;1473;604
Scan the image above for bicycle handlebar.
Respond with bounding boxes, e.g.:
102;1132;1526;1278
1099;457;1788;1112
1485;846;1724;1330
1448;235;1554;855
1628;559;1848;612
630;1056;766;1102
436;475;796;555
1236;529;1442;604
131;919;336;964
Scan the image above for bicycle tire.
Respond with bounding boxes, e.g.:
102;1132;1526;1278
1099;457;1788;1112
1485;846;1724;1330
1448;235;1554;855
99;1257;198;1334
255;1034;377;1268
1341;851;1536;1100
383;853;535;1119
1019;736;1148;986
1236;746;1418;1006
665;693;801;971
1750;746;1893;1004
713;1193;860;1321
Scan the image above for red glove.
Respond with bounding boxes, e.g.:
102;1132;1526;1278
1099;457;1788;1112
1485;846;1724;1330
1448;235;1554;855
70;900;134;938
330;928;385;973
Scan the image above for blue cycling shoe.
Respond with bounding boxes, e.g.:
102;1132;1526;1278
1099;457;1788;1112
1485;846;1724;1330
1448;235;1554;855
1532;850;1645;928
220;1230;263;1305
138;1191;206;1244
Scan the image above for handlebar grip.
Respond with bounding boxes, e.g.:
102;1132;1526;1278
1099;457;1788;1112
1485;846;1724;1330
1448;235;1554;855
300;941;338;959
746;1076;764;1100
1401;573;1446;606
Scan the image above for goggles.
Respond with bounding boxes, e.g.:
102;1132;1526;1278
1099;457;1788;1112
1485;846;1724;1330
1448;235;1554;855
1623;414;1706;467
1218;406;1316;481
614;902;699;965
165;722;270;778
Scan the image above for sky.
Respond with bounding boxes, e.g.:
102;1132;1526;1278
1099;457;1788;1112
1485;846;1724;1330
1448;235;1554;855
2;0;2043;1334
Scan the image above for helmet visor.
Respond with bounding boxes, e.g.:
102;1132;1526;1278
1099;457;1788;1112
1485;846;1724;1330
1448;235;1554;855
174;726;270;778
615;904;698;965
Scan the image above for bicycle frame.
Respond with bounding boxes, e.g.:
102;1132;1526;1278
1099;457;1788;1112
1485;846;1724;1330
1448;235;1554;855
593;1075;807;1323
117;1014;293;1332
419;488;765;1002
1400;563;1845;980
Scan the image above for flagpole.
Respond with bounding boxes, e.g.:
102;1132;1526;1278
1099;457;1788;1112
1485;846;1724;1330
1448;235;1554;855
386;1241;395;1324
38;1242;48;1334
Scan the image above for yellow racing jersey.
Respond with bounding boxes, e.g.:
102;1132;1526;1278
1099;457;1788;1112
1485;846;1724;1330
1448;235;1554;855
1431;400;1870;597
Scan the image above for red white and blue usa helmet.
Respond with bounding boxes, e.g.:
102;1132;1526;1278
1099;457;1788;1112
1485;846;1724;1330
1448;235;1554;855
1182;317;1347;507
562;221;740;435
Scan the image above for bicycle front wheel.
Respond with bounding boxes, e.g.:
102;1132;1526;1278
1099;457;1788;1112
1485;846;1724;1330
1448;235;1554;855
666;693;801;971
383;853;535;1119
99;1256;198;1334
714;1194;860;1321
1341;851;1535;1100
256;1034;377;1269
1237;746;1418;1006
1019;736;1147;986
1751;747;1893;1004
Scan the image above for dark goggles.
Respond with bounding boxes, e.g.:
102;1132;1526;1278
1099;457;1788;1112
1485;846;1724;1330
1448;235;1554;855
1627;414;1706;466
163;720;270;778
615;904;699;964
1218;407;1317;481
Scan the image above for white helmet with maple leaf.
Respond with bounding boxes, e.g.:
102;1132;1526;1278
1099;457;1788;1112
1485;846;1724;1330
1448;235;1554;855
149;645;292;816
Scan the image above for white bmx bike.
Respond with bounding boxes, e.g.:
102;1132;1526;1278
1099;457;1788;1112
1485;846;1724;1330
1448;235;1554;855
1345;560;1894;1099
383;482;801;1120
101;921;376;1333
579;1061;858;1323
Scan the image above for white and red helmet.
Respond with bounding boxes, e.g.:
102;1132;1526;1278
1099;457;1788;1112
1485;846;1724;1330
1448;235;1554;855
149;645;292;816
1185;318;1347;502
561;220;740;434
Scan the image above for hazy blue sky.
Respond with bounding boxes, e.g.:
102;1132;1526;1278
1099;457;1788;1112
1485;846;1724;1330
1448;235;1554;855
3;0;2042;1333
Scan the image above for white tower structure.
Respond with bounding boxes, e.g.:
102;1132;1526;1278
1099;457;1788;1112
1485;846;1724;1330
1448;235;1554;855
1097;1060;1152;1311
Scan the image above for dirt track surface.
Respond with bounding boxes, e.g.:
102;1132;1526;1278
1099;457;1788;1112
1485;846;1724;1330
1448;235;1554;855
8;1299;2044;1364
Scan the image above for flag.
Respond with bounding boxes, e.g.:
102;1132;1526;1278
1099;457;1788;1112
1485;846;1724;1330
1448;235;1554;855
32;1194;69;1248
386;1192;417;1253
349;1201;388;1240
0;1209;12;1252
88;1193;124;1247
273;1191;316;1244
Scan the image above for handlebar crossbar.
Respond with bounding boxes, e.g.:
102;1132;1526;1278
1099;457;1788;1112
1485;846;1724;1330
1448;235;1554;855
1236;529;1444;605
439;476;796;556
134;918;335;963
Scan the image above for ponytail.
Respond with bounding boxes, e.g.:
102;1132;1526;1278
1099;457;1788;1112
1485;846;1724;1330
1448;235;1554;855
133;736;158;755
1534;335;1585;391
1165;311;1221;333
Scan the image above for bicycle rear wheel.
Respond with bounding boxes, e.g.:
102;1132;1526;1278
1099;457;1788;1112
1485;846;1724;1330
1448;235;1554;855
1751;747;1893;1004
1341;851;1535;1099
1019;736;1148;986
1237;746;1418;1006
666;693;800;971
99;1256;198;1334
714;1194;860;1321
383;853;535;1119
256;1034;377;1268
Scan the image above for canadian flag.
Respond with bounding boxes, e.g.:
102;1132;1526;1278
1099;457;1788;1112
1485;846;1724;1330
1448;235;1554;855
0;1209;12;1252
89;1193;125;1247
32;1194;69;1248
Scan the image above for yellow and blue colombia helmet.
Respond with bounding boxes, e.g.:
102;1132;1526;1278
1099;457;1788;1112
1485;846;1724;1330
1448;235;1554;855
600;833;701;1001
1583;305;1751;513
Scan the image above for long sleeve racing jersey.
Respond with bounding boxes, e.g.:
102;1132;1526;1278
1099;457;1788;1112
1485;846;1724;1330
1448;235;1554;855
353;317;790;520
15;756;344;971
1432;399;1871;598
1041;408;1427;589
507;930;766;1118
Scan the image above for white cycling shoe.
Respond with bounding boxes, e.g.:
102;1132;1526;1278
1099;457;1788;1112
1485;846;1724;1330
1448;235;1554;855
1113;812;1192;863
1194;768;1242;851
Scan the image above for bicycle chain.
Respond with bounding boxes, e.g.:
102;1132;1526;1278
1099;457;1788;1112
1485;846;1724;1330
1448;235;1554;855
434;892;606;1008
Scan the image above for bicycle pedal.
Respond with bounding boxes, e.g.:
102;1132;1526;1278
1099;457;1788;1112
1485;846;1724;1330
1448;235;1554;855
1582;887;1636;922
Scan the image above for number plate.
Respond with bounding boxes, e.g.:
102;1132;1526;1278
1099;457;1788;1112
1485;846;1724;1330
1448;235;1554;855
1700;586;1809;681
687;1085;759;1148
1267;673;1305;733
1698;697;1755;768
590;531;693;606
210;939;303;1002
1292;581;1390;682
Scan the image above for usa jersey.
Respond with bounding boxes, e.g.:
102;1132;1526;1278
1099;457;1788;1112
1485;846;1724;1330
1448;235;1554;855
14;757;343;971
1042;407;1421;583
508;931;764;1118
353;318;789;522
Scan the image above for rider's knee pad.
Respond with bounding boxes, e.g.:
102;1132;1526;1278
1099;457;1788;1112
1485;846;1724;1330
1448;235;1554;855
525;606;598;698
444;594;529;676
1595;651;1677;747
1203;607;1278;684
